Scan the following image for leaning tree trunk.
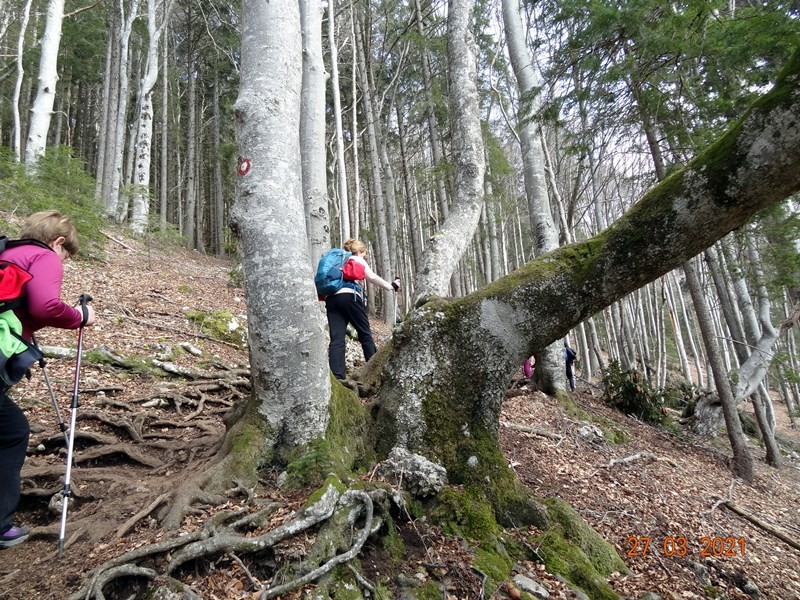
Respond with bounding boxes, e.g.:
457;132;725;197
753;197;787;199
369;55;800;499
684;259;754;481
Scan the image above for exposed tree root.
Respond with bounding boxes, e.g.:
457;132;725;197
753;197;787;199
65;484;380;600
259;490;373;599
501;420;564;441
607;451;678;468
114;493;170;540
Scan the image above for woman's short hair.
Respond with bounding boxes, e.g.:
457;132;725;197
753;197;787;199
343;239;367;255
20;210;79;256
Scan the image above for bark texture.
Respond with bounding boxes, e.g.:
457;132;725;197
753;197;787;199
414;0;486;303
372;53;800;484
231;0;331;463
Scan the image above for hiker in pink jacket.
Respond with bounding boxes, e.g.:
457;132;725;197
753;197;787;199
0;211;95;549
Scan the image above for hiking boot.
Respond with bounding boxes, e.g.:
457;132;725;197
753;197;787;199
0;526;29;549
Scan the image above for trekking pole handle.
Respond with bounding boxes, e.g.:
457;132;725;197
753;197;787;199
77;294;93;327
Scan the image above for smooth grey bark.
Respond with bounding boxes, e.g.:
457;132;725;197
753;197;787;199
327;0;350;241
502;0;563;393
12;0;33;161
664;271;693;384
24;0;65;167
684;259;754;481
414;0;485;303
95;18;117;203
159;33;169;229
231;0;330;457
184;66;197;244
397;105;423;275
354;9;395;325
300;0;330;265
108;0;142;218
413;0;449;222
372;55;800;485
347;4;361;238
132;0;175;235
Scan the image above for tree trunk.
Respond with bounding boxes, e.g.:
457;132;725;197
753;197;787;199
327;0;350;241
12;0;34;162
95;15;117;203
683;259;754;481
502;0;564;392
413;0;485;303
108;0;142;218
354;9;394;325
185;65;197;245
24;0;66;167
414;0;449;223
212;70;225;256
230;0;331;466
300;0;330;264
159;32;169;229
368;57;800;489
132;0;173;235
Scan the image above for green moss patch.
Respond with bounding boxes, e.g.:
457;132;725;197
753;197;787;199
283;378;372;488
185;309;246;347
530;497;629;599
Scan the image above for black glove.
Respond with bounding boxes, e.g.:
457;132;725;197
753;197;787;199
391;277;400;292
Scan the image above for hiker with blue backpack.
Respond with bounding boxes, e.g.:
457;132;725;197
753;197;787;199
318;239;399;381
0;211;96;549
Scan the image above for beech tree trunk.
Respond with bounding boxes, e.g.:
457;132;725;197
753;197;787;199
370;54;800;489
327;0;350;241
684;259;754;481
12;0;33;161
132;0;173;235
414;0;485;303
502;0;563;393
231;0;331;464
300;0;329;264
24;0;66;167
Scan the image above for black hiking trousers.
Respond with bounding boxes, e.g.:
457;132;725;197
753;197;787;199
0;389;29;534
325;291;377;380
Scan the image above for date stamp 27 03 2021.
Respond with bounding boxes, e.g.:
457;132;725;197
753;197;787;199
626;536;746;558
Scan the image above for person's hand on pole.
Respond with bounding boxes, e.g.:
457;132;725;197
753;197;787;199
77;294;95;326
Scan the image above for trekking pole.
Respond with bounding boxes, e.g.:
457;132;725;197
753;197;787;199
32;333;69;447
57;293;92;559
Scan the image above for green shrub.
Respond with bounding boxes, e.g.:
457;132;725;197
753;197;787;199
0;146;106;258
601;361;665;425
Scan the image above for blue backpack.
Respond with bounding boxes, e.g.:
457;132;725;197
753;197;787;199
315;248;352;297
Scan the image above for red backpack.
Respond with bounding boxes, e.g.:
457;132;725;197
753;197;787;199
342;257;365;281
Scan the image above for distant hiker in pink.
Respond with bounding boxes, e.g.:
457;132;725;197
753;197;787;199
0;211;96;549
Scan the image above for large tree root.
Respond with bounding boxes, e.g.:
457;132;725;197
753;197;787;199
67;484;379;600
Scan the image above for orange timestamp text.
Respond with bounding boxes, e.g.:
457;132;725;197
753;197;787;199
626;536;746;558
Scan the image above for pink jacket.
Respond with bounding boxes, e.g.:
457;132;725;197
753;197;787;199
0;243;83;340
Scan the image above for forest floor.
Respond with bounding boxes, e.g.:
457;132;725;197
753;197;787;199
0;232;799;600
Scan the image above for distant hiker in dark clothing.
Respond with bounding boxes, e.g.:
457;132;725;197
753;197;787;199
325;239;399;380
0;211;96;549
564;340;577;392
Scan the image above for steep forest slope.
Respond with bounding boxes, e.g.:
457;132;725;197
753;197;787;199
0;231;798;600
